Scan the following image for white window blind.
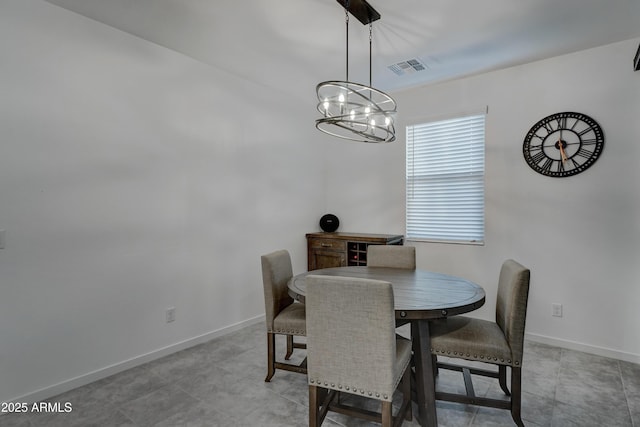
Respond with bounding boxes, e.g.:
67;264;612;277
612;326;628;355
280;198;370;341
406;114;485;243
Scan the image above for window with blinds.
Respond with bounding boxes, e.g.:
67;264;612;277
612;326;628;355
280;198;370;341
406;114;485;244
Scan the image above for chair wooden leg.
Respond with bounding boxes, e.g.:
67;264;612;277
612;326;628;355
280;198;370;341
499;365;511;395
309;384;320;427
381;401;392;427
265;332;275;382
510;367;524;427
402;363;412;421
432;354;439;378
285;335;294;360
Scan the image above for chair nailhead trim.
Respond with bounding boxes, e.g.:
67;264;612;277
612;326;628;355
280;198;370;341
311;379;392;402
272;329;305;335
432;349;517;366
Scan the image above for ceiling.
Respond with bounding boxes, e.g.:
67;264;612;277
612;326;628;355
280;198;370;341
45;0;640;99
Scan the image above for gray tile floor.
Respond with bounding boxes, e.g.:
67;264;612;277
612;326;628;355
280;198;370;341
1;321;638;427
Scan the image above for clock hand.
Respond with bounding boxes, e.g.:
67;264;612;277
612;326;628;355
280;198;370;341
558;131;568;162
559;141;568;162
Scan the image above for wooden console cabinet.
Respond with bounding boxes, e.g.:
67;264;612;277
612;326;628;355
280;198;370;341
306;232;404;271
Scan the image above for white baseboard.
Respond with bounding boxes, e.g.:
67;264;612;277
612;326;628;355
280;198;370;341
526;332;640;364
8;315;265;405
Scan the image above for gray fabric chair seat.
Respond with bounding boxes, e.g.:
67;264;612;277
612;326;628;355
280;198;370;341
271;302;306;336
430;316;514;365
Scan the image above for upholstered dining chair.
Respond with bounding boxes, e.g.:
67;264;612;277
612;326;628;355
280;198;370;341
367;245;416;270
260;249;306;382
368;245;416;331
305;275;413;427
429;259;531;427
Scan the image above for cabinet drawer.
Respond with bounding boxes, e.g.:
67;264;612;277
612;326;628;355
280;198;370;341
309;239;346;251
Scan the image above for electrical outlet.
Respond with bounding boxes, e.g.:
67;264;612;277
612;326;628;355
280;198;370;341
552;303;563;317
166;307;176;323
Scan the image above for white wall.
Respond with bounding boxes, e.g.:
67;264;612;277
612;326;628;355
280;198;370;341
326;38;640;362
0;0;325;402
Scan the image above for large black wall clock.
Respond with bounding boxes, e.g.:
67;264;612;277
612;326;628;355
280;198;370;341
522;111;604;177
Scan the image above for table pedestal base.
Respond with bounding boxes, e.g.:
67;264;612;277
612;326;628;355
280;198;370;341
411;319;438;427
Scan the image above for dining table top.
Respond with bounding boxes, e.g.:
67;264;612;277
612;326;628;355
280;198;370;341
288;266;486;320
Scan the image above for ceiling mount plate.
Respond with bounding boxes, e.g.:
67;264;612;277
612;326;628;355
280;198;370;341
336;0;381;25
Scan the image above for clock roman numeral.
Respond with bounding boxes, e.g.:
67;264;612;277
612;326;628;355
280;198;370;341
569;118;580;130
570;158;581;169
542;122;555;134
578;127;594;136
575;147;593;159
540;158;553;173
529;150;546;165
557;160;565;173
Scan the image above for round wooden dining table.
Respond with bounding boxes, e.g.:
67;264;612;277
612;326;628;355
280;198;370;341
288;266;486;427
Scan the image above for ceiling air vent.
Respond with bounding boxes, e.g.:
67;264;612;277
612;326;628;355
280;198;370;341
388;58;427;76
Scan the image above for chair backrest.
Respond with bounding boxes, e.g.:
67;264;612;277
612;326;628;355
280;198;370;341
495;259;531;365
261;250;294;329
367;245;416;269
305;275;398;400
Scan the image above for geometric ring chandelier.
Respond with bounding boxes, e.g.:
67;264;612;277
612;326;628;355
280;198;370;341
315;0;397;143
